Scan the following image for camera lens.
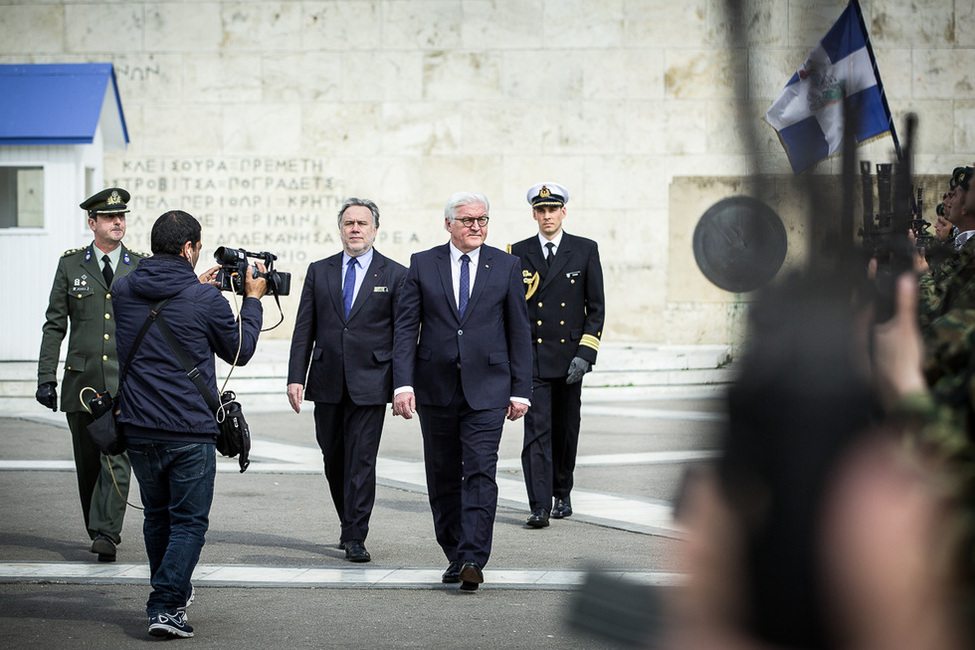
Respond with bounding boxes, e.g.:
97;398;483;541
214;246;244;265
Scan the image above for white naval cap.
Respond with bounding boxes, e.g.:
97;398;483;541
526;182;569;207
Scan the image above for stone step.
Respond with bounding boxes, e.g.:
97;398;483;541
0;342;734;413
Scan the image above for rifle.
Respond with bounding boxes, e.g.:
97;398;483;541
857;114;917;322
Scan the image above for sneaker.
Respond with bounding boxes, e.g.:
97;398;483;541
180;584;195;611
148;611;194;638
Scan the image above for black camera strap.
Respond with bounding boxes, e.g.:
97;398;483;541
151;312;221;414
100;297;171;511
116;298;172;398
264;289;284;331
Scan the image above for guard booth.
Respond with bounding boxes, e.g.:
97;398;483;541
0;63;128;361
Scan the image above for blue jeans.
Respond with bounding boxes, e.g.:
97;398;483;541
127;440;215;616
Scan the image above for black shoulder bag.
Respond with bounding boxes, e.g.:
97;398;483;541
152;313;252;473
85;298;171;455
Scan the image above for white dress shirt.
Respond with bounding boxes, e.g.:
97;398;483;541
448;241;479;308
537;229;564;259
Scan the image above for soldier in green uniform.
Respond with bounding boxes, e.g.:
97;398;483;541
36;188;147;561
509;183;605;528
918;167;975;341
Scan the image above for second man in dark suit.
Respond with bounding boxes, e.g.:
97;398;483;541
288;198;407;563
392;191;532;591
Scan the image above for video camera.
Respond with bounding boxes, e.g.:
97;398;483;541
213;247;292;297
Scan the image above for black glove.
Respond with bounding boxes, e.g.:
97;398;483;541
566;357;591;384
35;382;58;412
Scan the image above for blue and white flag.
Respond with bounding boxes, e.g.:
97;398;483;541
765;1;895;174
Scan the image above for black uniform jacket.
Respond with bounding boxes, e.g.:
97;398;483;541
510;232;605;379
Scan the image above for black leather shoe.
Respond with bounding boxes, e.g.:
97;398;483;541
459;562;483;591
551;498;573;519
337;540;346;551
90;535;117;562
526;509;550;528
442;560;462;584
345;539;371;563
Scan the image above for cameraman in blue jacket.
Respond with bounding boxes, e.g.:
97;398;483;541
112;210;266;638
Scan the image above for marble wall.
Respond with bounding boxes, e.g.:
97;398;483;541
0;0;967;343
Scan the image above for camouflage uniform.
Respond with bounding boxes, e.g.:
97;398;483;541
920;238;975;347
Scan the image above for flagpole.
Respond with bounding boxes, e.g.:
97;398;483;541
850;0;901;159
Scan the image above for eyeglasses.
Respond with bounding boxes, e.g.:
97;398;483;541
455;216;489;228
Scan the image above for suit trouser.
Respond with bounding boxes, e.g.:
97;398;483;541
65;411;131;544
417;385;505;569
522;376;582;510
313;393;385;543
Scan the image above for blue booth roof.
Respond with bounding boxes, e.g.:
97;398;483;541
0;63;129;149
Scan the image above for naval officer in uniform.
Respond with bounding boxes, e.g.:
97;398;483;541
36;188;147;561
509;183;605;528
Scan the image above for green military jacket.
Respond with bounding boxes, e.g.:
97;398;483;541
37;242;147;412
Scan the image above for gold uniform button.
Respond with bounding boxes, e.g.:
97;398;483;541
77;294;83;299
537;320;542;326
536;338;542;344
570;279;575;284
104;334;110;340
537;302;543;308
561;302;566;307
560;320;565;325
102;355;108;361
104;313;111;319
106;293;111;299
560;339;565;343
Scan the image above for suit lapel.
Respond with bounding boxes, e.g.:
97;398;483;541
347;252;383;321
113;244;137;283
462;246;494;324
326;254;344;320
526;240;546;278
435;245;461;321
82;244;108;291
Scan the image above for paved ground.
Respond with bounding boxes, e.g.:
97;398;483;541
0;394;723;648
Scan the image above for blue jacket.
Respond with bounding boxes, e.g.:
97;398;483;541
112;254;263;441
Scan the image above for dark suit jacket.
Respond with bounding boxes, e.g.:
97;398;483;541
393;243;532;410
510;232;605;378
288;249;407;405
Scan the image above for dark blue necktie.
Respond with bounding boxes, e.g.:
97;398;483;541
458;254;470;317
545;242;555;267
343;257;357;319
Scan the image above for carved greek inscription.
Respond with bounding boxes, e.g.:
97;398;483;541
109;157;421;271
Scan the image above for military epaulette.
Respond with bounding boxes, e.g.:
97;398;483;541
61;247;85;257
505;243;512;254
127;249;150;258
